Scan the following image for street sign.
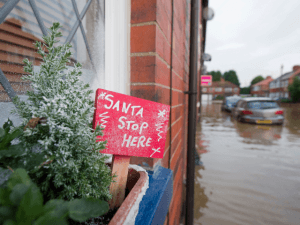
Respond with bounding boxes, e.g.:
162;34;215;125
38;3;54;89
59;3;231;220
201;75;212;86
93;88;170;158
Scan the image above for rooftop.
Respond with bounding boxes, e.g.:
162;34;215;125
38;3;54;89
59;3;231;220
252;76;273;86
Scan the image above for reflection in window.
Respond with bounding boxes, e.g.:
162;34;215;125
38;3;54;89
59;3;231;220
0;0;105;125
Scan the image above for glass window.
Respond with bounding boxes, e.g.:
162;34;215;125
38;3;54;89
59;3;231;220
248;101;279;109
203;88;207;92
0;0;131;127
0;0;109;126
225;87;232;92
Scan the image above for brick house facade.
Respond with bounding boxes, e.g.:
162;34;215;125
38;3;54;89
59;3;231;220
269;65;300;99
201;77;240;97
0;1;208;224
130;1;207;224
250;76;273;97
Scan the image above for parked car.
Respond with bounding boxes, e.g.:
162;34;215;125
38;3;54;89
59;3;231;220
221;96;241;112
231;97;284;125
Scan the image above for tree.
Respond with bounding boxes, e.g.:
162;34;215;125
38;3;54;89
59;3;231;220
240;87;251;94
223;70;240;87
207;70;223;82
251;75;264;86
288;76;300;102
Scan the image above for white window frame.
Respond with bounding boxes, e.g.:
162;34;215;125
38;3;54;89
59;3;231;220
105;0;131;95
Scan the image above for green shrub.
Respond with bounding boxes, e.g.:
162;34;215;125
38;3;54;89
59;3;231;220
280;99;293;103
215;95;224;100
288;76;300;102
0;168;109;225
13;22;113;202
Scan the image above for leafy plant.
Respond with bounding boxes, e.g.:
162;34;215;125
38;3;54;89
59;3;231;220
288;76;300;102
0;168;109;225
13;22;113;201
0;119;45;174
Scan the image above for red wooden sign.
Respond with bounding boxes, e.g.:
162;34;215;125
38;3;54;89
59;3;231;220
93;88;170;158
201;75;212;86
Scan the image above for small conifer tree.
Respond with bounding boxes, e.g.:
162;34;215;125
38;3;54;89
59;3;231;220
13;22;112;201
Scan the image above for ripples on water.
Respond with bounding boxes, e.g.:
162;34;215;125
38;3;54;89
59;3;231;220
194;102;300;225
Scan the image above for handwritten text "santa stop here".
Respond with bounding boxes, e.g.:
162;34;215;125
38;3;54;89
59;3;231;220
98;94;152;148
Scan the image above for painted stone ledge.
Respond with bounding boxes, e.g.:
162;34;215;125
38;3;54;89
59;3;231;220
135;165;173;225
109;164;149;225
109;164;173;225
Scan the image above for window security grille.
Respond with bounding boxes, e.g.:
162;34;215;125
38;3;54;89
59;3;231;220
0;0;97;104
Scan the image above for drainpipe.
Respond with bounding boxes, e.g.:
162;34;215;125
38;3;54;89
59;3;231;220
185;0;199;224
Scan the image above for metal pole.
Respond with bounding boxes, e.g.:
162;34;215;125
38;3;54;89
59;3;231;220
185;0;199;224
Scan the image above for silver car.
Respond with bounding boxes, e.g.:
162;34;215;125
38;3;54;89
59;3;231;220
231;97;284;125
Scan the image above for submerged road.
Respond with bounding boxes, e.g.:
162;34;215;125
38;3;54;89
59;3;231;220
194;101;300;225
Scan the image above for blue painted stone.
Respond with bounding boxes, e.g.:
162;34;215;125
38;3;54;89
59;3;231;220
135;165;173;225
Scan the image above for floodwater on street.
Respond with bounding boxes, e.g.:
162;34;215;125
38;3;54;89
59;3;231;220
194;101;300;225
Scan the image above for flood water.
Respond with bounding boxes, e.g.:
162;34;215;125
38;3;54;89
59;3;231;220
194;101;300;225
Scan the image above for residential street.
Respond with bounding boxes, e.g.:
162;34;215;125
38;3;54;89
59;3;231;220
194;101;300;225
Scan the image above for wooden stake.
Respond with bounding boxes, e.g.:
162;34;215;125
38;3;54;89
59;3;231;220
109;155;131;209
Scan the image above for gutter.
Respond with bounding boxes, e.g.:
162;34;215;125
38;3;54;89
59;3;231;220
185;0;200;224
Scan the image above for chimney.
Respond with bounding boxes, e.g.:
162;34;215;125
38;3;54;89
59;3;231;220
293;65;300;72
266;76;272;79
220;77;225;82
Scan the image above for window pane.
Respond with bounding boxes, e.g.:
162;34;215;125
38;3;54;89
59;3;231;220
0;0;105;126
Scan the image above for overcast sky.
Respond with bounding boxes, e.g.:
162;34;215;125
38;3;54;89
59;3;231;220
205;0;300;87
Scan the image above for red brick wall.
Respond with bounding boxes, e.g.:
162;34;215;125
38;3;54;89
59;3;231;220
130;0;196;224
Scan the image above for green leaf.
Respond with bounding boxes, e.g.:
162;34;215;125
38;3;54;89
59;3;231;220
0;144;24;158
34;199;69;225
15;184;43;224
68;198;109;222
0;188;12;205
0;128;22;150
0;206;14;222
7;169;31;190
33;214;68;225
0;128;5;139
3;219;16;225
42;199;69;218
3;119;13;131
9;184;30;206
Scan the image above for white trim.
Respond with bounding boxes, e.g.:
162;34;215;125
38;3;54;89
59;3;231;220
105;0;131;95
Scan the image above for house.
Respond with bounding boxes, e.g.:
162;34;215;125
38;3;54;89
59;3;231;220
250;76;273;97
202;77;240;97
269;65;300;99
0;0;209;224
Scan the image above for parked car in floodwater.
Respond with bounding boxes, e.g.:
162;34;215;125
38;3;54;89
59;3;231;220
231;97;284;125
221;96;241;112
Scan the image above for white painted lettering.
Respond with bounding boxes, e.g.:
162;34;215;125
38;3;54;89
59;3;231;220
122;102;131;113
130;136;138;146
131;106;141;116
126;121;135;130
118;116;127;129
137;136;146;147
112;100;120;111
104;94;114;109
135;107;144;117
132;124;139;130
122;134;132;147
139;122;148;135
146;137;152;146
